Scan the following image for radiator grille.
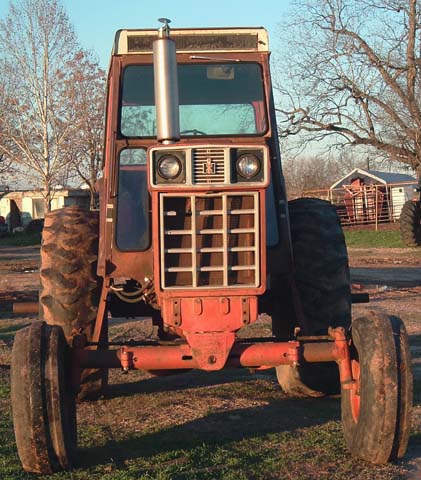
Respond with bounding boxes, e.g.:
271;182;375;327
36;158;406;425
192;148;226;184
160;192;259;289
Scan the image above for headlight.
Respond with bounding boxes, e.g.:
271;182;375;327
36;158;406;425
158;155;182;179
236;153;261;179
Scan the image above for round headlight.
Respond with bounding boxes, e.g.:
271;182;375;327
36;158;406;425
236;154;261;179
158;155;182;179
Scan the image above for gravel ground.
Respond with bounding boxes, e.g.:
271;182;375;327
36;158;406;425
0;244;420;477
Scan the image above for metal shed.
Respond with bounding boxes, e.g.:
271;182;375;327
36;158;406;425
329;168;416;225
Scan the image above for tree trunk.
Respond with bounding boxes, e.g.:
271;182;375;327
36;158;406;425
44;180;51;215
89;185;96;210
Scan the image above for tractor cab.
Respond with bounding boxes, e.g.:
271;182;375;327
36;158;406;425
98;20;292;355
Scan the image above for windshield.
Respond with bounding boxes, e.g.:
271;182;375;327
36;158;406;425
120;63;267;137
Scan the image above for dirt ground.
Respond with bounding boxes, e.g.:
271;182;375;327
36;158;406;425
0;245;39;304
1;244;421;478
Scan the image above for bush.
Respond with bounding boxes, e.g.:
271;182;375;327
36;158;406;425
25;219;44;233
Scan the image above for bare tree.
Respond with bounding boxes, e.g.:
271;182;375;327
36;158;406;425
61;50;106;208
0;72;14;178
282;151;374;197
276;0;421;175
0;0;81;212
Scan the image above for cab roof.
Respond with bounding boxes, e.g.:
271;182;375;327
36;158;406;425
113;27;269;55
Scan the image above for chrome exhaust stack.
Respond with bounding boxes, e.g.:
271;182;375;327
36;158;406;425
153;18;180;144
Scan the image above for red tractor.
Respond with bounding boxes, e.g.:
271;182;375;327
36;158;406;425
11;20;412;473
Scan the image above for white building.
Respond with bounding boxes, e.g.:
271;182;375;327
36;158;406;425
0;189;91;230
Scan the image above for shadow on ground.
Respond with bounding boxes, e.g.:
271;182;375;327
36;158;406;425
78;394;340;469
106;367;270;398
351;267;421;288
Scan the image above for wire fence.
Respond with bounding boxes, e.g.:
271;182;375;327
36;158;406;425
297;181;417;229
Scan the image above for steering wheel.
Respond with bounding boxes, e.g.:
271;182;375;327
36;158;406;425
180;129;207;136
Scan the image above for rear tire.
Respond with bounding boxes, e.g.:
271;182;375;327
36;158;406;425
341;313;412;463
11;322;76;473
40;206;106;400
400;200;421;247
276;198;351;396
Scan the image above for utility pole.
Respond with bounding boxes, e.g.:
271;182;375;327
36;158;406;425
366;156;370;170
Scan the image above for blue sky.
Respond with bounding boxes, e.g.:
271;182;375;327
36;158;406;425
0;0;292;67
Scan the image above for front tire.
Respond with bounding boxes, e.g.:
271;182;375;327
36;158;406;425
341;313;412;463
11;322;76;473
276;198;351;396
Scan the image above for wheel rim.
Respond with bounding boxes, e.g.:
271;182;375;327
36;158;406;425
350;359;361;423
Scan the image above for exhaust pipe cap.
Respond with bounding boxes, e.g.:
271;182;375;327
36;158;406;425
158;18;171;38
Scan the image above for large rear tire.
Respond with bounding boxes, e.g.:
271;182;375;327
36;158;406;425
276;198;351;396
11;322;76;473
341;313;412;463
40;206;106;399
400;200;421;247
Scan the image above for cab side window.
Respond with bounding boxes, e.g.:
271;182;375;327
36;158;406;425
116;149;150;251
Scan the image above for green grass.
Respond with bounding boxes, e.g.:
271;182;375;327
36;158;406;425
0;226;410;249
344;229;407;248
0;232;41;246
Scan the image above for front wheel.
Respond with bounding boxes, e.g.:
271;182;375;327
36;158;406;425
11;322;76;473
341;312;412;464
